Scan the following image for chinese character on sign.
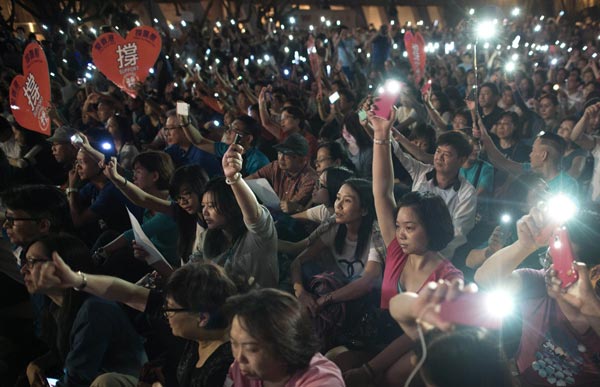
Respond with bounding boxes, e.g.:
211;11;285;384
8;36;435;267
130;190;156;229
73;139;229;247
116;43;138;69
23;73;41;112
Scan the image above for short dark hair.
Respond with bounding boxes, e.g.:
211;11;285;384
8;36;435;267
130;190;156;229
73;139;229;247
419;328;514;387
397;191;454;251
480;82;500;96
165;262;237;329
317;141;355;172
538;132;566;162
282;106;304;122
437;131;472;159
539;93;559;106
235;115;260;146
225;288;320;374
133;151;174;191
1;185;72;233
499;111;522;140
409;124;437;154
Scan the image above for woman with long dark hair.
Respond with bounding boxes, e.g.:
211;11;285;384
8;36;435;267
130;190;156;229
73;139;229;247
338;112;373;178
291;178;385;348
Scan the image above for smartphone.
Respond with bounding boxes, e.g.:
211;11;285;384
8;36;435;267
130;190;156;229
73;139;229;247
233;133;243;145
176;101;190;117
47;378;59;387
358;109;368;121
100;142;114;165
421;79;432;96
548;227;578;289
438;292;504;330
76;78;86;86
70;134;83;145
329;91;340;104
371;93;398;120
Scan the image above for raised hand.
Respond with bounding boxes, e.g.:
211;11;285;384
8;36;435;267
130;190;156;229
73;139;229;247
222;143;244;179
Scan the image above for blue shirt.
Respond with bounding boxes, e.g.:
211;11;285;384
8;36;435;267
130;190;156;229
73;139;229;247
522;163;579;199
59;297;147;387
214;142;270;176
78;181;143;233
165;144;223;177
122;209;179;266
460;160;495;193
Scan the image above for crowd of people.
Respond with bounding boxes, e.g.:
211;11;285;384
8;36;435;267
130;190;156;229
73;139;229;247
2;4;600;387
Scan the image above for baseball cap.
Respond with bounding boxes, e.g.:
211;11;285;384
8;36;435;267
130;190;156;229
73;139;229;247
47;126;77;143
273;133;309;156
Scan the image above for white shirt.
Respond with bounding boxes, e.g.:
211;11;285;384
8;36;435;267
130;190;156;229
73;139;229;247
392;140;477;259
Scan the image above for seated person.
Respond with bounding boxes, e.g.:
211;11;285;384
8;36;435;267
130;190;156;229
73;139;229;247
46;126;79;188
314;142;355;175
224;288;345;386
476;118;579;199
180;114;269;176
36;258;236;387
67;149;143;241
292;167;355;224
475;208;600;386
22;234;147;387
291;178;386;349
93;151;179;280
163;110;222;177
247;133;318;214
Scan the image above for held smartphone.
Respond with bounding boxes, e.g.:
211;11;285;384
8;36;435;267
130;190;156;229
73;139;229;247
329;91;340;104
421;79;432;96
176;101;190;116
233;133;244;145
371;93;398;120
358;109;368;121
70;134;83;145
438;292;503;330
47;378;59;387
549;227;579;289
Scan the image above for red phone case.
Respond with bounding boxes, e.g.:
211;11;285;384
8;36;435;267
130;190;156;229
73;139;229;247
372;93;398;120
549;227;578;289
438;293;504;330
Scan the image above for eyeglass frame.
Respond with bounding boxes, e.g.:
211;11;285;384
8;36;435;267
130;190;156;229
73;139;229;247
162;306;193;318
3;211;42;226
21;257;50;269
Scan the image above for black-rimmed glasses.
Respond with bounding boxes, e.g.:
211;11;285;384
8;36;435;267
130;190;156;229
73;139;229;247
3;212;41;226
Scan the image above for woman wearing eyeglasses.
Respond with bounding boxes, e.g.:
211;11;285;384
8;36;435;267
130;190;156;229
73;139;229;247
104;143;278;290
34;245;237;387
20;234;147;387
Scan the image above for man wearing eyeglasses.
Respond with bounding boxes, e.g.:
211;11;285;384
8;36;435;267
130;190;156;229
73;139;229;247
0;185;72;384
163;110;223;177
180;114;269;176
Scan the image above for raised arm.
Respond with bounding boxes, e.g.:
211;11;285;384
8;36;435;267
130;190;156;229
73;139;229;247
222;144;260;224
102;157;172;215
474;207;552;289
474;116;524;175
38;252;150;312
258;87;285;140
392;129;434;164
369;110;398;246
571;103;600;151
179;114;216;154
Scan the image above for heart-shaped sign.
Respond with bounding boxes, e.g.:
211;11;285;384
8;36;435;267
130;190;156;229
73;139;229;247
404;31;426;86
9;42;51;135
92;26;162;98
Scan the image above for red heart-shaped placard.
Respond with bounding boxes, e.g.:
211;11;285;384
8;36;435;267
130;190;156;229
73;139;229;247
92;26;162;98
9;42;51;135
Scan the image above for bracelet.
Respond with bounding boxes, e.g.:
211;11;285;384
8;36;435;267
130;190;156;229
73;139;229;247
373;138;391;145
66;188;78;195
225;172;242;185
73;271;87;291
362;363;376;379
